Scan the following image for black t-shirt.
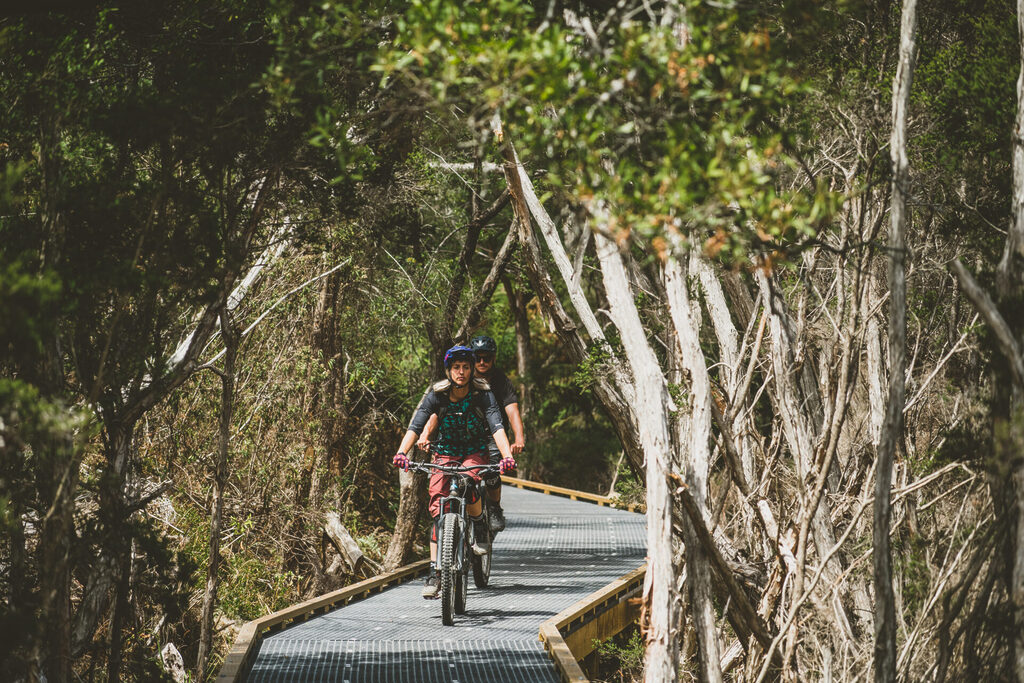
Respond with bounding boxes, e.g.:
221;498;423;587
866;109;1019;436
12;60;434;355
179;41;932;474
484;368;518;431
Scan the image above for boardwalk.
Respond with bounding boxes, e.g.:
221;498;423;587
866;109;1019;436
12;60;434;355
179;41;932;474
246;485;647;682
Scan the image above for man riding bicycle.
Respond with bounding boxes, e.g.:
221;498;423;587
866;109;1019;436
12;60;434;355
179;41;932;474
467;335;524;532
392;345;517;599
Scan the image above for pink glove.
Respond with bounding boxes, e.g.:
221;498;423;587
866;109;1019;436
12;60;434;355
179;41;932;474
392;453;410;470
499;457;516;475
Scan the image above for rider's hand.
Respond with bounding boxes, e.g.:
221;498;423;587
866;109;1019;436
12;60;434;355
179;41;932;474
416;435;431;452
499;456;517;475
511;440;525;456
392;452;410;470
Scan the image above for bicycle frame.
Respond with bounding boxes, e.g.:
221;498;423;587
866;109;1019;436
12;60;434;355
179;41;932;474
406;456;500;625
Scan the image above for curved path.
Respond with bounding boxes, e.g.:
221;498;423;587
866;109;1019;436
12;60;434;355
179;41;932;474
246;485;646;682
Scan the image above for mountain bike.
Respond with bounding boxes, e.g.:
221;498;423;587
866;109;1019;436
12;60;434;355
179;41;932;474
406;458;499;625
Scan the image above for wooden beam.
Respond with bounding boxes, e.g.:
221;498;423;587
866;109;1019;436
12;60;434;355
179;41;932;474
501;475;640;512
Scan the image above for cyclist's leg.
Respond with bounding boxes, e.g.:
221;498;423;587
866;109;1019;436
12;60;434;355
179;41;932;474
484;440;502;503
463;451;487;518
422;515;441;598
484;441;506;532
463;451;490;554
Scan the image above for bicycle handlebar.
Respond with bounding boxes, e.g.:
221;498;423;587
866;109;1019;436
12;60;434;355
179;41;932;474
406;461;501;475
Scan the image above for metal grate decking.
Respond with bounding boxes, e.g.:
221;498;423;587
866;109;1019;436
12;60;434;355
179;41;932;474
246;485;647;682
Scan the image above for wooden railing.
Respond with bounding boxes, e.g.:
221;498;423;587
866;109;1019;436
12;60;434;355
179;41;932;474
501;475;642;513
215;559;430;682
539;565;646;682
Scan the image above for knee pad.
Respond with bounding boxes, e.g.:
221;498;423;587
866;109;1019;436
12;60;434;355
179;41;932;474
484;474;502;490
467;486;480;505
431;515;440;542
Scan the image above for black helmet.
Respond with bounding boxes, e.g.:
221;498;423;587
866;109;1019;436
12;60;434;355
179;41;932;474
470;335;497;354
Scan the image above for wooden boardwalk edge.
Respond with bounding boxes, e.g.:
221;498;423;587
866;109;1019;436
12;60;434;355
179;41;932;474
215;558;431;681
500;475;642;513
538;565;647;683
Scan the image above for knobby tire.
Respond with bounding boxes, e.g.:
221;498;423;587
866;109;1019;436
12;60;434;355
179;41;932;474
472;504;492;588
439;512;459;626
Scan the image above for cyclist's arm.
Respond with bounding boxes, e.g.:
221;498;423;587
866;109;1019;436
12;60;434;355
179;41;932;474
481;392;514;460
417;414;438;450
397;429;419;456
405;391;441;452
504;402;525;455
491;427;514;460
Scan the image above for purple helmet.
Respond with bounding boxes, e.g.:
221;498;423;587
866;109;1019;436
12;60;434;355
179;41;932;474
442;345;476;370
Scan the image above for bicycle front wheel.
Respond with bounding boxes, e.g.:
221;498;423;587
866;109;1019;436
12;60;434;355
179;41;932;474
439;512;460;626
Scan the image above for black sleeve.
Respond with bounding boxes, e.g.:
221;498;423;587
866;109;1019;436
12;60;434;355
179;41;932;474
494;371;519;407
408;391;442;435
479;391;506;435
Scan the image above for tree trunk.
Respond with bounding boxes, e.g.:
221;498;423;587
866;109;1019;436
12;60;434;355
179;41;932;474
33;430;78;682
313;268;344;507
502;273;532;424
663;250;723;683
1003;3;1024;677
756;272;845;585
71;422;136;659
382;468;427;570
875;0;917;680
593;231;679;683
324;512;366;574
197;307;237;680
498;131;645;479
694;257;760;493
107;538;136;683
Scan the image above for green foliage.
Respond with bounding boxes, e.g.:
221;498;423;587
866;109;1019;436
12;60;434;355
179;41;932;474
378;0;842;264
0;260;61;367
571;342;614;391
593;626;645;682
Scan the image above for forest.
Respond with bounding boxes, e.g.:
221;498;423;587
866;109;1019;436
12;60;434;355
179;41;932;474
2;0;1023;681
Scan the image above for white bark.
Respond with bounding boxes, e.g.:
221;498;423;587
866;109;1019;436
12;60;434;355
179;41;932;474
663;251;723;682
875;2;916;678
756;271;848;603
504;140;637;406
664;251;711;510
324;511;366;574
695;256;758;486
168;219;292;372
160;643;187;683
866;309;886;445
593;231;679;683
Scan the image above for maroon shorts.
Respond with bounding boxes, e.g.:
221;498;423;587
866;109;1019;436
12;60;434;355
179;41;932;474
428;451;487;518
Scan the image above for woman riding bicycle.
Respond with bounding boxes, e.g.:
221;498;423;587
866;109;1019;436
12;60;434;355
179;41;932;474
392;345;517;599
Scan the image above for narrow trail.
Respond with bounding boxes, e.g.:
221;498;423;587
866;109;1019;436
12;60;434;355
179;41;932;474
247;485;647;682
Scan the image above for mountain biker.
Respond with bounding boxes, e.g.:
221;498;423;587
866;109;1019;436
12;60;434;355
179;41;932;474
415;335;524;533
392;345;517;599
467;334;524;533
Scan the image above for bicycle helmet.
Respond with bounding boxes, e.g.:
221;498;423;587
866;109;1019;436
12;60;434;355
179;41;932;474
470;335;497;355
442;345;476;370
